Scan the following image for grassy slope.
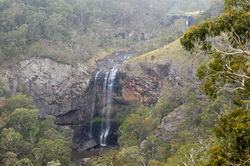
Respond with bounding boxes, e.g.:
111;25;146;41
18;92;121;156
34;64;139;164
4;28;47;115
128;39;186;63
125;39;205;78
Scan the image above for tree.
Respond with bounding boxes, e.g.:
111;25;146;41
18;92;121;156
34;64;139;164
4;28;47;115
0;94;73;165
180;0;250;101
120;114;146;142
209;108;250;165
87;149;121;166
17;158;34;166
26;11;46;42
47;160;61;166
119;112;155;146
0;128;27;155
44;13;65;41
1;153;34;166
148;160;164;166
31;148;43;166
1;94;34;114
2;152;19;166
118;146;146;166
166;142;212;166
36;130;71;165
8;108;41;146
141;135;171;162
180;0;250;165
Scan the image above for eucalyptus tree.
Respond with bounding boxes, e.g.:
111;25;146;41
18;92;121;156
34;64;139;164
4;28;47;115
180;0;250;165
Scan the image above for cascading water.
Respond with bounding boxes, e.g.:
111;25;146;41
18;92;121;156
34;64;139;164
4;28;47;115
89;70;102;138
186;15;190;27
85;52;131;148
71;52;133;159
100;67;118;146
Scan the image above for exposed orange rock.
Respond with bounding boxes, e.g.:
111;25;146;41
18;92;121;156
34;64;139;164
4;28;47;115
117;65;165;107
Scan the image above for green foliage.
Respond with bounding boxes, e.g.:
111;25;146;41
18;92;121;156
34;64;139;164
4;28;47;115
197;52;250;100
2;152;19;166
181;1;250;165
7;109;40;144
37;138;70;165
0;94;36;138
112;102;138;124
1;94;34;114
181;0;250;101
148;160;165;166
119;110;156;147
17;158;34;166
47;160;61;166
119;113;147;146
0;0;212;67
198;96;229;134
0;128;26;155
166;143;211;166
153;91;184;119
117;146;146;166
0;94;73;166
141;135;171;162
209;108;250;165
181;9;250;52
87;149;120;166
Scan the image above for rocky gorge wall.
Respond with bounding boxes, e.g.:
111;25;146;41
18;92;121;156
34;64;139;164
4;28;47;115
116;63;171;107
0;40;202;151
0;57;91;119
116;57;200;109
116;40;205;148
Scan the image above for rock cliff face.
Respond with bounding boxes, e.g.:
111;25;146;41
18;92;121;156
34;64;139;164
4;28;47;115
115;40;204;147
116;58;199;108
116;63;170;107
159;105;188;140
0;57;91;118
0;40;201;151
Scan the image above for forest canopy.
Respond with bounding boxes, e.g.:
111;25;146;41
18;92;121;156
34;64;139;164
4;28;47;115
0;0;212;66
3;0;250;165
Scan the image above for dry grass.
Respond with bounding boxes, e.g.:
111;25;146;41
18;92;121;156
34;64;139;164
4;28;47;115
127;39;189;64
123;39;204;76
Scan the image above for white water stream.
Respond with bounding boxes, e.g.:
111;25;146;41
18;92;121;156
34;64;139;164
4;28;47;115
89;70;102;138
86;53;131;146
186;15;191;27
100;67;118;146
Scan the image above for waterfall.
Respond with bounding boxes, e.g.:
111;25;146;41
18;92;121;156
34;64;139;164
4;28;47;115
100;71;109;145
100;67;118;146
186;15;190;27
89;70;102;138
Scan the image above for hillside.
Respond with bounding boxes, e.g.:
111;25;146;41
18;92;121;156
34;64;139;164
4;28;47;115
3;0;249;166
0;0;213;68
101;39;218;165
